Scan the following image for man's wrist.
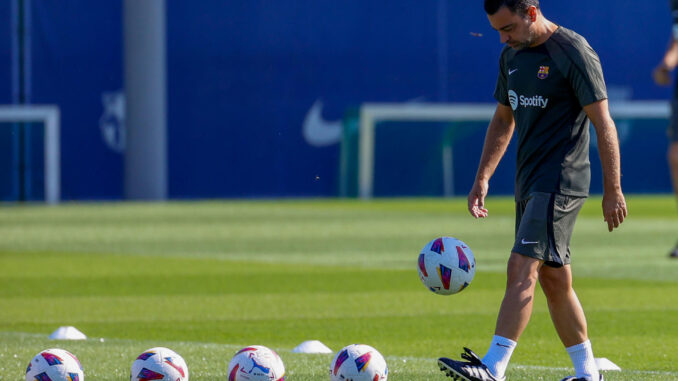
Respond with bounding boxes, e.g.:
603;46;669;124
658;62;672;72
603;184;623;194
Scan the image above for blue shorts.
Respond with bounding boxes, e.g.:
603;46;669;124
669;100;678;142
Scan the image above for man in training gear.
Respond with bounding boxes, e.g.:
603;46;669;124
653;0;678;258
437;1;627;380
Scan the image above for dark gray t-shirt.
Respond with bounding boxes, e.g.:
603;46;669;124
494;26;607;201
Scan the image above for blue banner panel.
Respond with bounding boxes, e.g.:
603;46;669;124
166;0;462;198
165;0;673;198
0;2;11;104
12;0;676;199
31;0;123;200
0;3;15;200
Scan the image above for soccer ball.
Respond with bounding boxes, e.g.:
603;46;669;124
130;347;189;381
329;344;388;381
417;236;476;295
227;345;285;381
25;348;84;381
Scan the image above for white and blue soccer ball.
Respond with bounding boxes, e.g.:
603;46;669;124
25;348;84;381
130;347;189;381
417;236;476;295
227;345;285;381
329;344;388;381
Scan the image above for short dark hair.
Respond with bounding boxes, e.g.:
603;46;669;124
484;0;539;16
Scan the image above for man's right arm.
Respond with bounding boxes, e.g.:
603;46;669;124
653;4;678;85
468;103;515;218
654;40;678;86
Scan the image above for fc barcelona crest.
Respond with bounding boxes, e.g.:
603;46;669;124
537;66;549;79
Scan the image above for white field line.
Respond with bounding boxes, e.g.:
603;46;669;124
352;354;678;377
511;364;678;377
2;331;677;377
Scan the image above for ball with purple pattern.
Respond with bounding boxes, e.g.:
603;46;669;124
418;236;476;295
25;348;84;381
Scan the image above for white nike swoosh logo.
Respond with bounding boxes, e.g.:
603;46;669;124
302;97;427;147
303;99;342;147
509;68;518;75
521;239;538;245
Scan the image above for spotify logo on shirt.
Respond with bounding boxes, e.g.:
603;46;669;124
508;89;549;111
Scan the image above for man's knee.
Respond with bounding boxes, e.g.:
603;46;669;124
506;252;541;287
539;265;572;298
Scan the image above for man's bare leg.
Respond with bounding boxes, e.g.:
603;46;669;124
539;264;587;346
494;252;542;340
476;252;541;378
540;264;598;379
669;142;678;257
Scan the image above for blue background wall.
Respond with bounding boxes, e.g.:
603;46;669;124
31;1;123;200
0;2;16;200
2;0;674;199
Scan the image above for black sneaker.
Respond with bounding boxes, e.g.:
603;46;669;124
560;375;604;381
669;245;678;258
438;347;505;381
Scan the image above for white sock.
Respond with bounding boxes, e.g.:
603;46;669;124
482;335;517;378
566;340;599;380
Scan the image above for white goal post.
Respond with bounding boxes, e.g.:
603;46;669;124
0;105;61;204
358;101;670;199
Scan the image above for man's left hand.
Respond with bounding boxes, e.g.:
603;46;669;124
602;191;628;232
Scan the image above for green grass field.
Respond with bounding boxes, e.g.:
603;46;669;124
1;196;677;380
